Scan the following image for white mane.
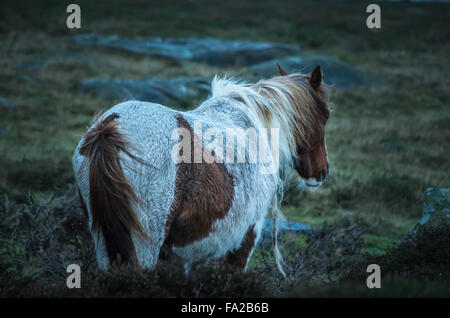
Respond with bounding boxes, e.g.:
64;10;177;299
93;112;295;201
211;75;320;170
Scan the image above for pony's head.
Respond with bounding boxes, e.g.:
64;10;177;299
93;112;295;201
211;65;330;189
274;64;330;189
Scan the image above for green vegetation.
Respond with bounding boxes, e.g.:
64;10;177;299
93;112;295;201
0;0;449;297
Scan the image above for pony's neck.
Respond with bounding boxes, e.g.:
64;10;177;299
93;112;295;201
249;106;294;170
211;76;297;169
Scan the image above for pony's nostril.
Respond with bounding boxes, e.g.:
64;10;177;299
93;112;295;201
319;171;327;182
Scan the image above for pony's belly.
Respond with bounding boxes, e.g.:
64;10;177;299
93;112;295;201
170;213;265;264
172;234;236;262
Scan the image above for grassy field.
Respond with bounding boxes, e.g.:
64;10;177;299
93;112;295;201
0;0;449;297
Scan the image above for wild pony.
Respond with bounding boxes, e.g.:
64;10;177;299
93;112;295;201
73;64;330;273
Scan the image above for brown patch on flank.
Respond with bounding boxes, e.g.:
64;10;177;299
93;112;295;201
79;112;146;266
225;224;256;270
163;114;234;248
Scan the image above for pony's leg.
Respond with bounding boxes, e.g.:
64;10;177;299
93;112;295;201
224;225;258;271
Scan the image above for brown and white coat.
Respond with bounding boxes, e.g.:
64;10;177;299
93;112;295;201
73;67;329;272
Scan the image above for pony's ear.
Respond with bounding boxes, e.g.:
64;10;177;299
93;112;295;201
310;65;322;90
277;62;288;76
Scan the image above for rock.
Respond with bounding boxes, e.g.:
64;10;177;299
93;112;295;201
80;77;210;105
401;188;450;242
0;96;14;109
72;34;301;67
257;218;311;249
249;55;384;88
72;34;383;87
419;188;450;228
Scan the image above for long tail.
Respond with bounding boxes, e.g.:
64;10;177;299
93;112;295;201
79;112;146;265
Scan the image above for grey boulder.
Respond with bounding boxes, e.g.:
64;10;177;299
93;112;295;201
79;77;210;105
419;188;450;228
401;188;450;242
73;34;301;67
